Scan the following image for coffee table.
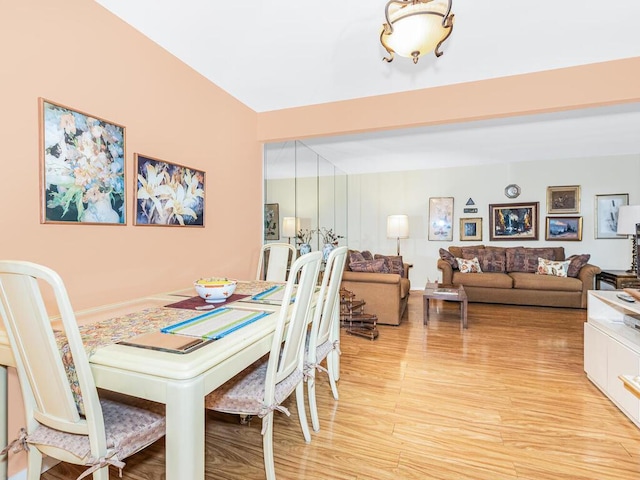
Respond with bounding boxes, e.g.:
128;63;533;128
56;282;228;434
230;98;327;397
423;283;468;328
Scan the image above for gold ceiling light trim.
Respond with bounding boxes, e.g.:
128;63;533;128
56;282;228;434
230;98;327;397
380;0;455;64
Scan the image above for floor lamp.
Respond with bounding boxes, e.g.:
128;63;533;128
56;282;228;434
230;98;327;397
616;205;640;273
387;215;409;256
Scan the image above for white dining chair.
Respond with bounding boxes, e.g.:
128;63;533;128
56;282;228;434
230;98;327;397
205;251;322;480
256;243;296;282
0;261;166;480
305;246;348;432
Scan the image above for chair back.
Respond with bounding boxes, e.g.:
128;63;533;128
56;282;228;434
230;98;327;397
308;247;348;362
263;252;321;402
256;243;296;282
0;261;107;446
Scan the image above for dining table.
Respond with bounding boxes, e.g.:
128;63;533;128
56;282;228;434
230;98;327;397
0;280;340;480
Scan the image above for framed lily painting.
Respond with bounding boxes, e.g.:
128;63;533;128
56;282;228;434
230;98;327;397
134;154;205;227
40;99;126;224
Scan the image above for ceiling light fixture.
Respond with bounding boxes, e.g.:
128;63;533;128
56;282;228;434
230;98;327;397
380;0;455;64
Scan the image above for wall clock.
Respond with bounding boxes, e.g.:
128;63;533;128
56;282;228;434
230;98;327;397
504;184;521;199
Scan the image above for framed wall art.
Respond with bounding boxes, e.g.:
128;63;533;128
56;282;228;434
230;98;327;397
264;203;280;240
428;197;454;241
547;185;580;214
595;193;629;239
489;202;539;241
134;154;205;226
545;216;582;241
460;217;482;241
40;98;126;224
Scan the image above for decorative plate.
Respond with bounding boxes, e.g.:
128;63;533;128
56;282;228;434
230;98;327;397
504;184;521;199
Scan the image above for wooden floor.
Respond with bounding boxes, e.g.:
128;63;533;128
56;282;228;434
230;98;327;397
43;293;640;479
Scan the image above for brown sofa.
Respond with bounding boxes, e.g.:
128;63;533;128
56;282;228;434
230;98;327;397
437;245;600;309
341;251;411;325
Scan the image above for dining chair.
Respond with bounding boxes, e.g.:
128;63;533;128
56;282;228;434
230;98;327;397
305;246;348;432
205;251;322;480
0;261;166;480
256;243;296;282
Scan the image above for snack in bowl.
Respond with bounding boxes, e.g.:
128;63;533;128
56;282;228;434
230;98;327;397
194;277;237;303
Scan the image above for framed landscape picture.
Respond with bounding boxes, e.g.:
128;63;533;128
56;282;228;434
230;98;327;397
264;203;279;240
595;193;628;239
460;217;482;241
547;185;580;214
428;197;454;241
40;98;126;224
134;154;205;226
545;216;582;241
489;202;539;241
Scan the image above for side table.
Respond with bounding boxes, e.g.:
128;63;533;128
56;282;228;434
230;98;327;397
596;270;640;290
423;283;468;329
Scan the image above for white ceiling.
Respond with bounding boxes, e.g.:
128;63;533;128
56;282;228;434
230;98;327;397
95;0;640;174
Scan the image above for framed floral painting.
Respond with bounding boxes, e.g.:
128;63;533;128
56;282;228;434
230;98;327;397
489;202;539;241
40;99;126;224
134;154;205;226
428;197;454;241
264;203;279;240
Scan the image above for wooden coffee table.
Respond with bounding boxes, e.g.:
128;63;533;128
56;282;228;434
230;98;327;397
423;283;468;328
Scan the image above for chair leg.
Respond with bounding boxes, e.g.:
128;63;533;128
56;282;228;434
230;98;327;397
295;382;311;443
307;370;320;432
326;353;340;400
27;448;43;480
261;413;276;480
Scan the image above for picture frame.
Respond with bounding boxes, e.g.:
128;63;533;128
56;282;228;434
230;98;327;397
595;193;629;239
264;203;280;240
40;98;126;224
547;185;581;214
460;217;482;241
545;216;583;241
134;154;205;227
489;202;539;241
428;197;454;241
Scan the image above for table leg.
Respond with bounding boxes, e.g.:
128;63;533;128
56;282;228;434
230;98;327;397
423;297;429;325
330;300;340;381
461;299;468;329
166;379;205;480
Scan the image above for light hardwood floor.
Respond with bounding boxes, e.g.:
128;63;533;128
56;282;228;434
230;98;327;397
43;292;640;479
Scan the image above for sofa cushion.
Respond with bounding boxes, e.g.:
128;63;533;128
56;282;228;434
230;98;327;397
452;271;513;288
456;257;482;273
566;254;591;278
536;258;570;277
439;248;458;269
506;247;560;273
349;258;389;273
509;272;582;292
463;247;506;272
374;254;404;277
449;245;484;259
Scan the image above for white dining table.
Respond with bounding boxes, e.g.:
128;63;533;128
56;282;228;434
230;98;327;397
0;284;340;480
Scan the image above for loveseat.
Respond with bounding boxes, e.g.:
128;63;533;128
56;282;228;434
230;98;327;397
437;245;600;309
341;250;411;325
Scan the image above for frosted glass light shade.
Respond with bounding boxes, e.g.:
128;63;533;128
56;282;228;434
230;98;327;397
282;217;298;238
387;215;409;239
616;205;640;235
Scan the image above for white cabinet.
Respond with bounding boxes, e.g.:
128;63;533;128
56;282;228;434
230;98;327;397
585;290;640;426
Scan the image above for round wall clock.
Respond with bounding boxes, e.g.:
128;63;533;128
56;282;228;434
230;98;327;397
504;184;521;199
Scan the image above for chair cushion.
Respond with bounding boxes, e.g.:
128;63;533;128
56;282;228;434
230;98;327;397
509;272;582;292
204;359;303;416
26;397;165;461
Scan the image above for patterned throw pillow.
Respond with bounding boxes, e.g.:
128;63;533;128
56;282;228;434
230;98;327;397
508;247;558;273
361;250;374;261
536;257;570;277
349;250;365;264
566;254;591;278
439;248;458;269
463;248;506;272
349;258;389;273
456;257;482;273
374;254;404;276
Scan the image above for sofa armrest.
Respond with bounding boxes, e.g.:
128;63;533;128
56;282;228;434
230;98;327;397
437;259;454;284
341;271;402;285
578;263;601;308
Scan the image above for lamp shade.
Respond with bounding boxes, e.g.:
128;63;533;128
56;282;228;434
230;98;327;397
616;205;640;235
387;215;409;239
282;217;298;238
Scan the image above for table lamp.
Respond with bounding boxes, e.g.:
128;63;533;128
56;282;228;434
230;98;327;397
387;214;409;256
282;217;298;245
616;205;640;273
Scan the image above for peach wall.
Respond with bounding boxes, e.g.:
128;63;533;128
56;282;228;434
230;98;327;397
1;1;261;475
257;57;640;142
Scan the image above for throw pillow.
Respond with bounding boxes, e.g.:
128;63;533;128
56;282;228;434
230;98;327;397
456;257;482;274
439;248;458;269
349;250;365;264
566;254;591;278
508;247;558;273
536;257;570;277
361;250;374;261
463;248;506;272
374;254;404;276
349;258;389;273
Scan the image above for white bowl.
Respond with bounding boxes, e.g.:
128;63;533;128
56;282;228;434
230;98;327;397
194;278;237;303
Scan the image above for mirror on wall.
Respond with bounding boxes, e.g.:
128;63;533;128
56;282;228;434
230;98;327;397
264;141;348;253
